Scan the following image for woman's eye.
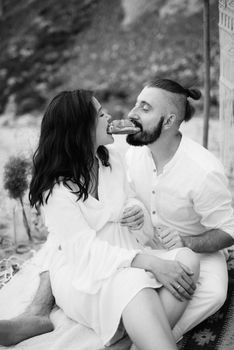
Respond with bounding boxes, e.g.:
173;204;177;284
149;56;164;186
99;113;105;118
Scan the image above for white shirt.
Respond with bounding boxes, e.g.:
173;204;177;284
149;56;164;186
126;135;234;239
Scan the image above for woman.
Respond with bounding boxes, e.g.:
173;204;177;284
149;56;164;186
1;90;199;350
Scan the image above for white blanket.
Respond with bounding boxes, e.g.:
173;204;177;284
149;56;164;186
0;261;130;350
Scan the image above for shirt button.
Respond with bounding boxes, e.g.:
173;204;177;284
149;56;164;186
152;190;155;194
153;169;156;173
152;211;156;215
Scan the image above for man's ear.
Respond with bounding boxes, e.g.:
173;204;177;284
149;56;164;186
163;114;177;130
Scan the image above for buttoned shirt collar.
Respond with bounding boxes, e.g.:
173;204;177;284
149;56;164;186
145;135;184;175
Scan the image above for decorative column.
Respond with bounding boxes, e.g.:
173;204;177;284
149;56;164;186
219;0;234;176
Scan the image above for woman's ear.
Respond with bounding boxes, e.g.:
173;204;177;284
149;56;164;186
163;114;177;130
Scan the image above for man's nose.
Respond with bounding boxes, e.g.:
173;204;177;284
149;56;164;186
127;108;138;120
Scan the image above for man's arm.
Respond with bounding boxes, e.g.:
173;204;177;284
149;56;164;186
181;229;234;253
159;227;234;253
188;169;234;253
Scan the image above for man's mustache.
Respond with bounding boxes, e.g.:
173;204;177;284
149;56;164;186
131;120;143;131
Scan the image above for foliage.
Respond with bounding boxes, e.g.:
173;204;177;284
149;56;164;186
0;0;219;117
3;155;32;241
3;155;31;200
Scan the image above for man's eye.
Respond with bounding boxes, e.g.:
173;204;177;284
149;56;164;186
99;113;105;118
142;104;149;111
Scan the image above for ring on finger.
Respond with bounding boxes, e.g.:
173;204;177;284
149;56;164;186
176;284;182;291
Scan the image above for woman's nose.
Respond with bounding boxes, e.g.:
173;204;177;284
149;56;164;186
106;113;111;122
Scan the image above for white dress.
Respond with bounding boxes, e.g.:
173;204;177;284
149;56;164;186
32;147;179;346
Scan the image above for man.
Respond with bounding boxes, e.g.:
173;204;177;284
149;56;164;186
125;78;234;341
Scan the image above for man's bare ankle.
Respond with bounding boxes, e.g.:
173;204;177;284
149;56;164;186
25;300;55;317
0;315;54;346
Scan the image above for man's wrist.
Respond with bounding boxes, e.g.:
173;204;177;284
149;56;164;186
180;235;192;249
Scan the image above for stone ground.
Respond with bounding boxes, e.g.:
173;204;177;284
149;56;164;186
0;114;233;263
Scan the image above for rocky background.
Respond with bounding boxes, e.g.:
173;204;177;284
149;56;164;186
0;0;219;119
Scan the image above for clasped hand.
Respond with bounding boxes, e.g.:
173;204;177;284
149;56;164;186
151;258;196;301
120;205;144;230
157;226;184;250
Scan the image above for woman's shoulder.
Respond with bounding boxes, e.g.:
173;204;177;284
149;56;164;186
44;182;76;205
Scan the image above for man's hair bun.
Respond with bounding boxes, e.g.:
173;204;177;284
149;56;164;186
187;88;202;101
146;78;202;122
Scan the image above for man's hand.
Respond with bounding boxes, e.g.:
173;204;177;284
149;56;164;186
157;226;184;250
150;258;196;301
120;205;144;230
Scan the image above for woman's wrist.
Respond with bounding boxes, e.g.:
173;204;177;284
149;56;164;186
131;253;158;272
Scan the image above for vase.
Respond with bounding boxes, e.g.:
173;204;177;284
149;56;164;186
13;201;32;253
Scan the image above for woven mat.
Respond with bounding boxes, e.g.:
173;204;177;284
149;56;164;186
0;256;22;289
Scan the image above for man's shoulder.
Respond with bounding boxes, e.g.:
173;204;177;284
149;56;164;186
182;136;224;174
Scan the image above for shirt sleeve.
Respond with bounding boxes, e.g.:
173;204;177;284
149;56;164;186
193;170;234;238
124;152;154;244
43;186;139;294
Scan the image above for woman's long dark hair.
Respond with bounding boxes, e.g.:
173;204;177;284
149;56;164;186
29;90;110;207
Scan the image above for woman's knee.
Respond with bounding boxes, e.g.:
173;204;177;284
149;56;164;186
122;288;165;325
123;288;158;315
122;288;176;350
176;247;200;281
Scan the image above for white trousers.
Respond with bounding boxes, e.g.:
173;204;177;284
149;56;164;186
173;250;228;341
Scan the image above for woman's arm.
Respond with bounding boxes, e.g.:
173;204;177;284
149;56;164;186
120;152;155;243
131;253;196;301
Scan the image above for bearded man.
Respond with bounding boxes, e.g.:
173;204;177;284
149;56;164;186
125;78;234;341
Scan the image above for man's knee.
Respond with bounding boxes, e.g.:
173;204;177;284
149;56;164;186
198;254;228;312
197;277;227;314
211;283;227;311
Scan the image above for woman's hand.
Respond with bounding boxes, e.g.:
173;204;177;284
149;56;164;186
120;205;144;230
149;257;196;301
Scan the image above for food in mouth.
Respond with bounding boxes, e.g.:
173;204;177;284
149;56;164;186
107;119;141;135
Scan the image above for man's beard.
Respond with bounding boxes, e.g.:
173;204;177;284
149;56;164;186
126;116;164;146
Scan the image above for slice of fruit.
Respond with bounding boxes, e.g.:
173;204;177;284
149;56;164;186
107;119;141;135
